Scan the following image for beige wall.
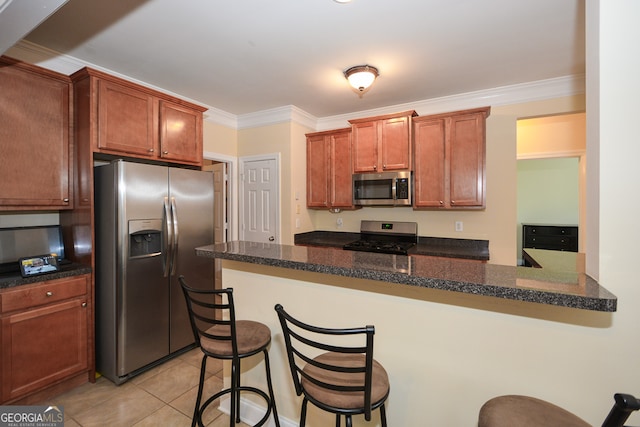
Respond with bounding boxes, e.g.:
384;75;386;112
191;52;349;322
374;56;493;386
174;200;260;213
518;112;586;156
203;120;237;157
290;121;315;237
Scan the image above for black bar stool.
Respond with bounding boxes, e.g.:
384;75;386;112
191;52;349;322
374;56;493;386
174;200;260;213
274;303;389;427
180;276;280;427
478;393;640;427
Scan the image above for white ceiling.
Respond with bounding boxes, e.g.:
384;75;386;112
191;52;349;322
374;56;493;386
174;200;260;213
9;0;584;119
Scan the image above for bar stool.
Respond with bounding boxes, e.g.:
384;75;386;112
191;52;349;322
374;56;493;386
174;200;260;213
179;276;280;427
478;393;640;427
274;304;389;427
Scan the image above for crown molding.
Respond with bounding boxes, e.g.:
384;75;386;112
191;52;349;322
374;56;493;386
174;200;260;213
316;75;586;131
7;40;584;132
236;105;317;130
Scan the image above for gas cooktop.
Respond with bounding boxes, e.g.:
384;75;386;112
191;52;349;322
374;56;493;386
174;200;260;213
343;220;418;255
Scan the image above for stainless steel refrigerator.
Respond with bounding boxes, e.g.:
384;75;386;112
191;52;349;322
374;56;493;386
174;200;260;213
94;160;214;384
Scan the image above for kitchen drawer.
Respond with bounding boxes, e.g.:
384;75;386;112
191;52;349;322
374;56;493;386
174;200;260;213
0;275;89;313
523;224;578;252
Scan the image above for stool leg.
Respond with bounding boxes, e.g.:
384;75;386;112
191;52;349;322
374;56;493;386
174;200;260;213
230;358;239;426
262;349;280;426
380;404;387;427
300;398;309;427
192;355;207;427
335;414;341;427
234;357;241;423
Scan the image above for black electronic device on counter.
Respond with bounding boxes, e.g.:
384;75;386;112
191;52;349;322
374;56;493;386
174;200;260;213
19;254;60;277
0;225;66;275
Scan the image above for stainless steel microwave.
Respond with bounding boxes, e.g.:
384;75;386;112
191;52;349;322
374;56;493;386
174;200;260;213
352;171;412;206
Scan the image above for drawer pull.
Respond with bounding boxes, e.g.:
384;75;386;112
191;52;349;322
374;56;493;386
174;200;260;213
45;291;53;297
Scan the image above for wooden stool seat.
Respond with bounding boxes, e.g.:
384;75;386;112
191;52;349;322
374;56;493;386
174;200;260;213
479;395;592;427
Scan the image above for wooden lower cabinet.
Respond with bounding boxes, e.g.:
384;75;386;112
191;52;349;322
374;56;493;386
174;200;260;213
0;274;92;404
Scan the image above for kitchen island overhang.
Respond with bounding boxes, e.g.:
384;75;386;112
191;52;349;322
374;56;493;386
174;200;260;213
196;241;616;313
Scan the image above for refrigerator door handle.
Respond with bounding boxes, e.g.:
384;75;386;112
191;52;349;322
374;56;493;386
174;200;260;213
163;197;173;277
170;197;179;276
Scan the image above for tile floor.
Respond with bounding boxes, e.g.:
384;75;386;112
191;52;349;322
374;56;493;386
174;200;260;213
40;348;251;427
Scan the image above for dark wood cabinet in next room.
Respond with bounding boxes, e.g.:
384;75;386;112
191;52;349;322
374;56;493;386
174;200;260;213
522;224;578;252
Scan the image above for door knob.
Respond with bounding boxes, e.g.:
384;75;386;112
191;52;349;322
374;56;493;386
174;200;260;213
268;236;275;241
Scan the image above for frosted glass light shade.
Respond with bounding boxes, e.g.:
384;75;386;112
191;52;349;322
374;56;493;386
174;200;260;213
344;65;379;92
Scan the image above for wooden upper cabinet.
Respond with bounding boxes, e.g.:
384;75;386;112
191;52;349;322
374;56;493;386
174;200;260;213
72;67;206;167
307;133;330;207
159;100;203;164
97;79;156;157
351;121;378;173
329;130;354;208
413;118;447;208
413;107;490;209
449;112;487;206
0;56;73;210
350;110;416;173
306;128;356;209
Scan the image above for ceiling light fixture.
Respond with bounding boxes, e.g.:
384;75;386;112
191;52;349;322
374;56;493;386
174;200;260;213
344;65;379;92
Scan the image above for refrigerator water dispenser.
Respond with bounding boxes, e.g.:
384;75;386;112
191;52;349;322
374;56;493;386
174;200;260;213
128;219;162;258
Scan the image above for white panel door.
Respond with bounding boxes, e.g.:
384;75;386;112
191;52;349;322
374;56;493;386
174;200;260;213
241;157;279;243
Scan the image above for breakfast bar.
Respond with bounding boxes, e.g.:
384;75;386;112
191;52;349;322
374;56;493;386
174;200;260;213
196;241;616;312
196;241;616;426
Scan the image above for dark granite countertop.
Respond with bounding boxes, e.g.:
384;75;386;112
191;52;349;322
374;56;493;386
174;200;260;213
294;231;490;260
196;241;616;312
0;263;92;289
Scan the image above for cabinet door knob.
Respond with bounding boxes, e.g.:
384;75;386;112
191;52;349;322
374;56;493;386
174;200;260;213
439;200;444;205
82;302;87;307
163;151;169;155
63;198;69;203
46;291;53;297
148;148;154;153
451;200;456;205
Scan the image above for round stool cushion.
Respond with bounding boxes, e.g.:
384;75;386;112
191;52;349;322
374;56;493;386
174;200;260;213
200;320;271;357
301;352;389;410
478;395;590;427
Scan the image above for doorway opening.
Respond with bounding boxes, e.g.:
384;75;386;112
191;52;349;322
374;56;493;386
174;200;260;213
516;112;586;265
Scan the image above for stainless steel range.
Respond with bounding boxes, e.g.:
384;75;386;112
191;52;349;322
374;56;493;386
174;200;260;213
343;220;418;255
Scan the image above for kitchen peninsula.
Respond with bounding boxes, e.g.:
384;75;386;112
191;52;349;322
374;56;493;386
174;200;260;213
197;241;615;312
195;241;616;426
